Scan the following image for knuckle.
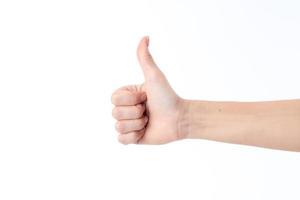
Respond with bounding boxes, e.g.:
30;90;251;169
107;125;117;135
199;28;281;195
137;119;145;128
134;105;144;117
111;93;118;105
147;69;158;79
115;122;125;133
112;107;121;119
132;95;139;105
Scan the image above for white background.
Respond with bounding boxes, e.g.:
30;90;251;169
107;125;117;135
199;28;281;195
1;0;300;199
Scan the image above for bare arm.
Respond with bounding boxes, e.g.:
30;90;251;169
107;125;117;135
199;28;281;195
180;99;300;151
111;36;300;152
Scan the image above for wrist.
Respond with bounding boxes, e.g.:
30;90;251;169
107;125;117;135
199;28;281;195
177;100;215;140
177;99;192;140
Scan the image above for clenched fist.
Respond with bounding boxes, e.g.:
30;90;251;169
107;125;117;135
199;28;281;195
111;36;187;144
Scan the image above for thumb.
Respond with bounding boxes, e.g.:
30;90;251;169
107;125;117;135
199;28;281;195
137;36;162;80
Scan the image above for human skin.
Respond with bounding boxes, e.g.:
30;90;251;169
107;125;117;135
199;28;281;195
111;36;300;151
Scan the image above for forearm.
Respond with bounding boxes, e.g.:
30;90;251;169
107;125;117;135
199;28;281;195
180;99;300;151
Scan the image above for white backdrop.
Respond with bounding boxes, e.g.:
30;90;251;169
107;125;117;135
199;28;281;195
1;0;300;199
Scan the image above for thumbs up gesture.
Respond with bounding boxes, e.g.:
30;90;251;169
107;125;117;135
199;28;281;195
111;36;187;144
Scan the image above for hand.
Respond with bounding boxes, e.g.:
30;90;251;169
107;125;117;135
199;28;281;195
111;36;187;144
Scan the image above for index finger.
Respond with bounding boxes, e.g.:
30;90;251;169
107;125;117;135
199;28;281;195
111;90;147;106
